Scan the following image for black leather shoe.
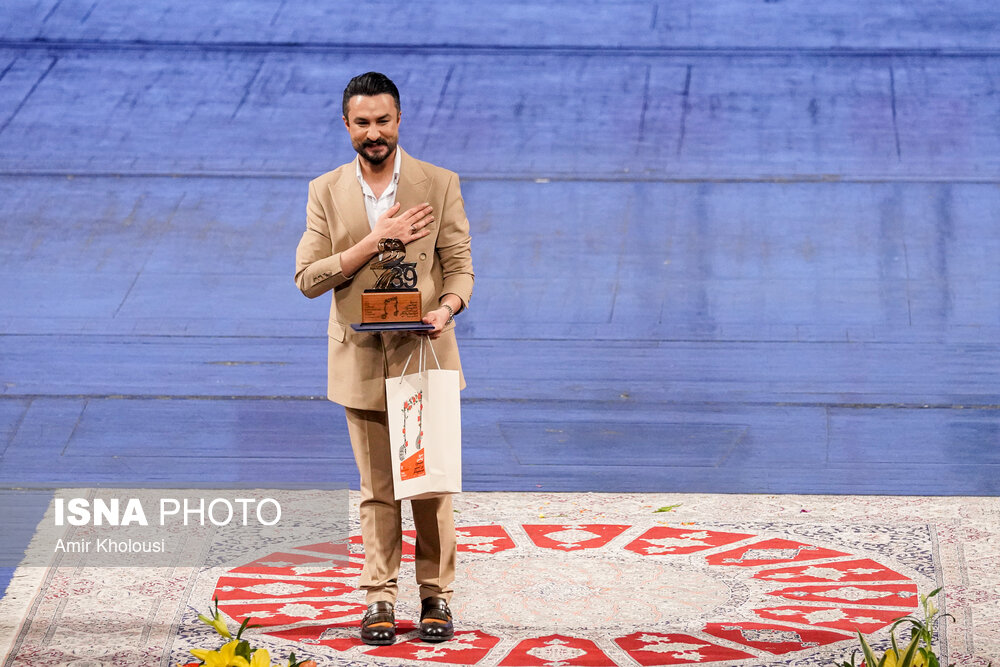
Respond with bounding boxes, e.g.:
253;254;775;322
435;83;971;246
360;601;395;646
419;596;454;642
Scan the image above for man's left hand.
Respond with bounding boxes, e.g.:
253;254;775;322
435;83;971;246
421;307;451;339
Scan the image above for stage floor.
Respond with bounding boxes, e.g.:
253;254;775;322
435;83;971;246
1;1;999;652
2;491;998;666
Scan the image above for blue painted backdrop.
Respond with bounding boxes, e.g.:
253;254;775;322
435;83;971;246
0;2;998;501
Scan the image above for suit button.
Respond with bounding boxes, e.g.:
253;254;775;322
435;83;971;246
419;253;427;261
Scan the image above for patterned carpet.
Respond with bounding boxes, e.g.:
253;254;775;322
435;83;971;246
1;493;998;666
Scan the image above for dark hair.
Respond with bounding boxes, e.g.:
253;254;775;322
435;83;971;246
342;72;400;118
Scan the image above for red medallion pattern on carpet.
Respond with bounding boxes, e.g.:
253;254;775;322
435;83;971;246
8;493;997;666
207;522;925;666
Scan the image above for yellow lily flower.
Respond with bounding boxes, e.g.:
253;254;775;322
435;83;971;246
875;648;928;667
189;640;250;667
249;648;273;667
197;611;233;639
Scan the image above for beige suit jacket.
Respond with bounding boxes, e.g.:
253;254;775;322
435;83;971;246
294;148;475;410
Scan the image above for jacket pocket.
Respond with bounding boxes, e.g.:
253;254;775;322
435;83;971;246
327;320;347;342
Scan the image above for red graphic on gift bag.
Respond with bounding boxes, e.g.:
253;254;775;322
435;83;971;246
500;635;616;666
706;538;851;567
703;621;851;655
367;630;500;664
523;524;630;551
399;390;426;479
625;526;755;556
754;557;910;583
753;605;912;634
615;632;756;665
400;448;426;480
401;390;424;451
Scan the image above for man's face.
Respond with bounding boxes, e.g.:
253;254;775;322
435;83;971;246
343;93;400;166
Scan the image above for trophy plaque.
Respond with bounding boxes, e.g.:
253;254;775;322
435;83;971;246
352;238;433;332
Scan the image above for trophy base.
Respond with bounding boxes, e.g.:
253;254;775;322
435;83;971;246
361;289;422;324
351;322;434;333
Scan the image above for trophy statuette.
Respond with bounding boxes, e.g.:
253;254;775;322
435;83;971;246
352;238;432;332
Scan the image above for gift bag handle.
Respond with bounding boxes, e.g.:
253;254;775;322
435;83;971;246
426;336;442;369
397;336;442;382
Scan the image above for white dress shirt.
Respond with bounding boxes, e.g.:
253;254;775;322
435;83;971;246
355;147;402;230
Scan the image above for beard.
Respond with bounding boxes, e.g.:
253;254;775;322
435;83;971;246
354;137;396;165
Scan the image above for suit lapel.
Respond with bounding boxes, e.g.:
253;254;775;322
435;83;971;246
329;157;370;246
396;147;431;209
330;149;430;247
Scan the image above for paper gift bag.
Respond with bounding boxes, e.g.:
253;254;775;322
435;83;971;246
386;338;462;501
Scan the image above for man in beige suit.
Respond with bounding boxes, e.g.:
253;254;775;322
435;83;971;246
294;72;473;646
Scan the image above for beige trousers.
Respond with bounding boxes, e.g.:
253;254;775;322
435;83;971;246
344;406;456;605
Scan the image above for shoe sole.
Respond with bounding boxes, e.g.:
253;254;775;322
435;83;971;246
361;637;395;646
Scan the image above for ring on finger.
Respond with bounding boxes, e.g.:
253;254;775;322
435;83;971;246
410;225;416;235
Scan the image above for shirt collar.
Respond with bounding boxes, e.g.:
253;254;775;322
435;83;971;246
355;146;402;196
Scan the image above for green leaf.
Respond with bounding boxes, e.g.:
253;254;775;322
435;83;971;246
235;639;252;661
236;616;251;639
890;617;924;637
836;651;858;667
858;631;879;667
234;617;263;640
897;631;921;667
654;504;682;513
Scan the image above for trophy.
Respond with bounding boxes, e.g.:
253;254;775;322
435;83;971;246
352;238;431;331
